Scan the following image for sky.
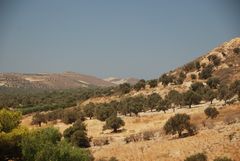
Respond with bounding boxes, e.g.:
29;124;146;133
0;0;240;79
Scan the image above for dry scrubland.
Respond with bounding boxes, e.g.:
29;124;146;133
21;102;240;161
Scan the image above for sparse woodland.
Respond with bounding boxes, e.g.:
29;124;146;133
1;38;240;161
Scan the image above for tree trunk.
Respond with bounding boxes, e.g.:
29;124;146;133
178;131;182;138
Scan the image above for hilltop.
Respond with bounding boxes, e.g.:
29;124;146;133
0;71;114;89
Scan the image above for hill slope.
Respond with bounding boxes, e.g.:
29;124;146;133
0;71;115;89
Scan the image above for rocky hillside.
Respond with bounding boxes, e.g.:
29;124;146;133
171;37;240;83
0;71;115;89
81;37;240;104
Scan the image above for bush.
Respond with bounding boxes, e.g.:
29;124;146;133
0;109;22;133
159;74;174;86
103;115;125;132
148;79;158;88
191;82;204;92
208;55;221;66
207;77;220;89
191;74;197;80
124;134;142;143
204;107;219;119
195;61;201;71
92;137;109;146
214;157;234;161
184;153;207;161
142;131;155;140
164;113;195;137
63;120;90;148
199;64;214;79
233;47;240;54
0;126;28;160
21;127;62;161
119;83;131;94
184;62;196;72
134;79;146;91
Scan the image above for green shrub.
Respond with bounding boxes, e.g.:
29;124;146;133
134;79;146;91
233;47;240;54
21;127;62;161
22;127;93;161
119;83;131;94
207;77;220;89
204;107;219;119
191;74;197;80
199;64;214;79
191;82;204;92
184;153;207;161
148;79;158;88
184;62;196;72
159;74;174;86
63;120;90;148
0;109;22;133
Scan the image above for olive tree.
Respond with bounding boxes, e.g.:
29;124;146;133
31;112;47;127
134;79;146;91
183;90;202;108
103;115;125;132
147;93;162;111
83;103;95;119
164;113;196;137
207;77;220;89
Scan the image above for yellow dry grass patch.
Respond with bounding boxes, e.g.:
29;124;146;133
21;104;240;161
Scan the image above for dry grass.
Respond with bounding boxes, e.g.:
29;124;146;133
21;103;240;161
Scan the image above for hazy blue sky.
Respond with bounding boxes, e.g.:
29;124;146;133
0;0;239;79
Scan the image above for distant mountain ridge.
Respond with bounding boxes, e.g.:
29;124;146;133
0;72;115;89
